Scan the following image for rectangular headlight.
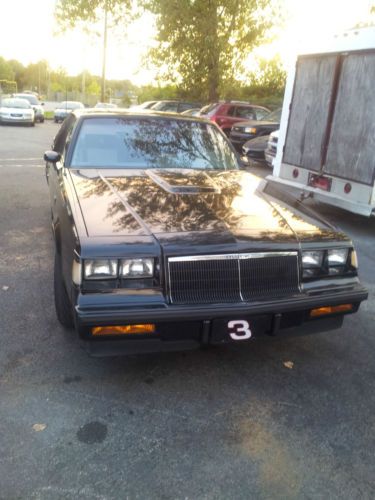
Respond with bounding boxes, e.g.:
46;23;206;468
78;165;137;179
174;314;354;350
244;127;257;134
327;248;348;266
84;259;118;279
120;258;154;278
302;250;324;268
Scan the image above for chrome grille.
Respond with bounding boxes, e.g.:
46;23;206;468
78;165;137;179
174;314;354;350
240;254;299;300
168;253;299;304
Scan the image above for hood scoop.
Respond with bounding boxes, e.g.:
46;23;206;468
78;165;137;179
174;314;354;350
146;169;221;194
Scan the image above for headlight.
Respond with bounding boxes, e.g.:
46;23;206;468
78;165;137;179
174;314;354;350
302;250;324;268
327;248;348;266
302;248;355;279
244;127;257;134
120;258;154;278
84;259;118;279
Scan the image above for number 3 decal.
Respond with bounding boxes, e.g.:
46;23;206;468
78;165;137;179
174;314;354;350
228;320;252;340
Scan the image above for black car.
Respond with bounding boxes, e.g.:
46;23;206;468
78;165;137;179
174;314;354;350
240;134;271;165
229;108;281;151
44;109;367;356
150;100;202;113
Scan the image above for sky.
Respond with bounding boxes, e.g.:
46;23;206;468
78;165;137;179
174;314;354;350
0;0;373;84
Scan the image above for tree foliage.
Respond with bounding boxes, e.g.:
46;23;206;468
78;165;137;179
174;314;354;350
145;0;273;101
55;0;132;30
0;57;15;81
54;0;276;102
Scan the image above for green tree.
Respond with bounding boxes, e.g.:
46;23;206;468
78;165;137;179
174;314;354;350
55;0;132;30
0;57;15;81
55;0;277;102
146;0;273;101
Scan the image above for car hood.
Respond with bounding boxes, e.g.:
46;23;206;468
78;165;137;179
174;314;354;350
70;168;341;246
243;135;270;150
234;120;278;128
0;106;33;113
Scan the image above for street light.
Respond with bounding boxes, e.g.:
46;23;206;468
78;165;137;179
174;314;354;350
101;0;108;102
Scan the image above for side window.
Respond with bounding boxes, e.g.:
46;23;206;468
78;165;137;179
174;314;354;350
255;108;269;120
179;102;194;112
53;115;76;158
162;102;178;112
226;106;235;116
53;118;71;153
64;117;77;159
235;107;256;120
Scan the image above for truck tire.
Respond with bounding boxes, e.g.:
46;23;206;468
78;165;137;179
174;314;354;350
54;252;74;328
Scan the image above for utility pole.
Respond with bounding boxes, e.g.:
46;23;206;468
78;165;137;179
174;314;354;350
101;0;108;102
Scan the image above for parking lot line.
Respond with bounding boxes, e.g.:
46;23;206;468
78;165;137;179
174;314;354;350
1;157;41;161
0;164;44;168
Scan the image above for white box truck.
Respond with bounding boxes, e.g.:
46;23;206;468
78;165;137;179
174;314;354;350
268;27;375;216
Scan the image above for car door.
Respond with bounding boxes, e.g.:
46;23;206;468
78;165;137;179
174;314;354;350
47;114;77;278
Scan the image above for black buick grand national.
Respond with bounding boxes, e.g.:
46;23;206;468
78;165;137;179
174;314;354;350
44;110;367;356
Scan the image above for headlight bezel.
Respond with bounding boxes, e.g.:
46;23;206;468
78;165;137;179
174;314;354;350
82;257;156;284
301;247;356;280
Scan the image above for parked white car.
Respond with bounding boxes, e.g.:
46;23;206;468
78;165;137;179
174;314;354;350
0;98;35;126
265;130;279;167
13;93;45;122
94;102;118;109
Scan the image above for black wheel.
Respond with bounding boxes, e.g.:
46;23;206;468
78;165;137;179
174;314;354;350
54;118;58;123
40;117;45;123
54;252;74;328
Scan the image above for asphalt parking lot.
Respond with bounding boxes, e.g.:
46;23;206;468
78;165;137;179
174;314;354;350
0;121;374;499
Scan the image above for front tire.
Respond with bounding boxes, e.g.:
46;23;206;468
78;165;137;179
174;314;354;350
54;252;74;328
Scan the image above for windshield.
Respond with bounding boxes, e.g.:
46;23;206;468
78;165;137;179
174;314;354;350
71;117;240;170
1;98;31;109
59;101;83;109
200;103;218;115
15;94;38;105
265;108;282;122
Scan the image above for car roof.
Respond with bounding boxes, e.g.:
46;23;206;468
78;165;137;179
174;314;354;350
72;108;211;123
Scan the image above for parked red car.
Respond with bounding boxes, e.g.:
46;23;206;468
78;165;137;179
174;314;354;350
200;101;270;136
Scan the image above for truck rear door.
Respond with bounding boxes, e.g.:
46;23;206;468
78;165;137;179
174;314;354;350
283;51;375;186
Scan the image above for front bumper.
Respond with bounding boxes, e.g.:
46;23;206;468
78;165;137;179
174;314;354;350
229;133;256;150
74;284;367;356
1;116;34;124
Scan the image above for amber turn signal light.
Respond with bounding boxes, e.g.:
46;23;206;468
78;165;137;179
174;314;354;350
92;324;156;336
309;304;353;318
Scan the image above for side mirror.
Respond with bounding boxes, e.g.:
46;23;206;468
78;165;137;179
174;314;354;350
44;150;61;163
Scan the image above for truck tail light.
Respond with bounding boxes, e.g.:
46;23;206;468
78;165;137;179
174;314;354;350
344;183;352;194
308;173;332;192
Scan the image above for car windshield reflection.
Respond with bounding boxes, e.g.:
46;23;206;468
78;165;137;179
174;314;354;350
70;117;239;170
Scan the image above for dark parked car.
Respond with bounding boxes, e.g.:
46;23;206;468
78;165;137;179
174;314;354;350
200;101;270;136
44;109;367;356
54;101;84;123
229;108;281;151
241;134;271;165
150;100;202;113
